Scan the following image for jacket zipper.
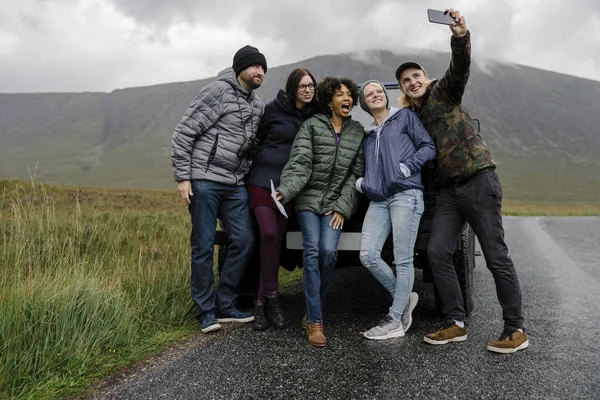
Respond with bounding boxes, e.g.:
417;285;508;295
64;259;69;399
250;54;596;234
228;83;253;185
320;122;341;212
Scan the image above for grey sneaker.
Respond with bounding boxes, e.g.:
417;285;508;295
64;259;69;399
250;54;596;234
363;314;405;340
401;292;419;333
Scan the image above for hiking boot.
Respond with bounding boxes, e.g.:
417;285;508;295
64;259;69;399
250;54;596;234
198;312;221;333
401;292;419;333
265;295;285;329
363;314;405;340
423;321;468;345
216;307;254;323
487;328;529;354
302;314;307;329
306;323;327;347
253;302;270;331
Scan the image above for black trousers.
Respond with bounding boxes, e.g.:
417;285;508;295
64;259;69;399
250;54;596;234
428;169;524;330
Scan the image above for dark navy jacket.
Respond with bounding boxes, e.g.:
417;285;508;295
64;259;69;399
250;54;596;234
359;107;436;202
246;89;314;189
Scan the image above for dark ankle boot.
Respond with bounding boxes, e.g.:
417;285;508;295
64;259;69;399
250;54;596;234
265;295;285;329
253;302;270;331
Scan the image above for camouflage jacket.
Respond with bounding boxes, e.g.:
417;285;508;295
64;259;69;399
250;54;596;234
412;31;495;185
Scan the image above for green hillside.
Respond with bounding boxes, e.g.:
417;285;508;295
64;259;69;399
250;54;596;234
1;50;599;206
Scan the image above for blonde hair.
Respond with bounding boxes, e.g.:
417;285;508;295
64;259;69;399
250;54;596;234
397;79;433;109
364;81;384;92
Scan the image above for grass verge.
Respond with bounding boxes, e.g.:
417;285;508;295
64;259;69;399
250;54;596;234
0;180;302;399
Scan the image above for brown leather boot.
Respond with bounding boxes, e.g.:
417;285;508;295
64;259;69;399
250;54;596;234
306;323;326;347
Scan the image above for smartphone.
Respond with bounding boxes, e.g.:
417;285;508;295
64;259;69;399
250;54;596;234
427;9;456;25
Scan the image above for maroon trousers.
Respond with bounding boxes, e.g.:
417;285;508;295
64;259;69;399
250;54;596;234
252;206;288;302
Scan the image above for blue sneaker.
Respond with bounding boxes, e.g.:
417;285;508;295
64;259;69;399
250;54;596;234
199;312;221;333
216;307;254;323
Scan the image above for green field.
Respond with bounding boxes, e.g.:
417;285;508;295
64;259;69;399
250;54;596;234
0;179;597;399
0;180;301;399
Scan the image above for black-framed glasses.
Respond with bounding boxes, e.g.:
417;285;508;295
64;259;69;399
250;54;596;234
297;83;315;92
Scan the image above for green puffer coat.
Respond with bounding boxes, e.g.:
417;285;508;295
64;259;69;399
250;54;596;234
277;113;365;219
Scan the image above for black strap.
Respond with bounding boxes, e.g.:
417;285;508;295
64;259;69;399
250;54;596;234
228;81;254;144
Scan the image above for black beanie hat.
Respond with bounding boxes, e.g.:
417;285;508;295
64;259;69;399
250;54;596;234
232;45;267;76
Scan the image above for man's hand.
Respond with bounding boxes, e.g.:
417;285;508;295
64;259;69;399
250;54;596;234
177;180;193;205
275;191;283;202
445;8;467;38
325;210;345;230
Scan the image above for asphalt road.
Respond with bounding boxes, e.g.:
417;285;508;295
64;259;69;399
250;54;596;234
85;217;600;400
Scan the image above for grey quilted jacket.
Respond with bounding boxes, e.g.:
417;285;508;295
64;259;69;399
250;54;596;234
171;67;264;185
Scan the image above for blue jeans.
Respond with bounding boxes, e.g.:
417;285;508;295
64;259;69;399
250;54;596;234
297;211;342;324
359;189;424;320
188;180;254;317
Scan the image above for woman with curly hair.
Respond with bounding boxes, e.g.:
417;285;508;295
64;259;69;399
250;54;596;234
276;77;365;347
245;68;318;331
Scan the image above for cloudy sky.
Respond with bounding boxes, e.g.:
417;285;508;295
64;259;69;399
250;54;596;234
1;0;598;93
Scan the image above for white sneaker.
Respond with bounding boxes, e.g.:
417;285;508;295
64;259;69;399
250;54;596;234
401;292;419;333
363;315;405;340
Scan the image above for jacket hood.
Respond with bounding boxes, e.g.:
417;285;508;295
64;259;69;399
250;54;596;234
217;67;253;97
364;107;402;135
275;89;317;120
274;89;297;114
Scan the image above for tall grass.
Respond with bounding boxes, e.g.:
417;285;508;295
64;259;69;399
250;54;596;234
0;181;195;399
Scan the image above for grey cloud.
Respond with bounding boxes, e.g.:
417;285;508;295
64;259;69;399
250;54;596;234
105;0;408;75
469;0;599;79
107;0;388;24
104;0;257;28
0;0;599;92
20;13;43;30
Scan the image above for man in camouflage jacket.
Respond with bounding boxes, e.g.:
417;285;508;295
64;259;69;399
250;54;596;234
396;9;528;354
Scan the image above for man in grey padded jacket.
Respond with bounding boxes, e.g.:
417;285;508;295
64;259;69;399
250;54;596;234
171;45;266;333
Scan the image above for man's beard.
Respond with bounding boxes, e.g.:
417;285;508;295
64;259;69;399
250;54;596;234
240;72;262;90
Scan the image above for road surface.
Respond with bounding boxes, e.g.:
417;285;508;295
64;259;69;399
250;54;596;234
84;217;600;400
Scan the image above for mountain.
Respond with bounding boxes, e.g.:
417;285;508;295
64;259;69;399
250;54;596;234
1;50;599;205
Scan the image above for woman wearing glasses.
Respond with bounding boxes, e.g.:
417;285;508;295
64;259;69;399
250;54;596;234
276;77;365;347
246;68;318;331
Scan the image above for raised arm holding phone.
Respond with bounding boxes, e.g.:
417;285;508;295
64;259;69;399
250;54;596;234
396;9;529;354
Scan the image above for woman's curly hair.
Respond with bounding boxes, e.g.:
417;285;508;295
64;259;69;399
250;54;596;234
315;77;359;115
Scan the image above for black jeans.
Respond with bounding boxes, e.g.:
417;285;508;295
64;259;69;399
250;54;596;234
427;169;524;330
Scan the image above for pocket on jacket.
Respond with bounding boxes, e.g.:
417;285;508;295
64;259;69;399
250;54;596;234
391;160;408;182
